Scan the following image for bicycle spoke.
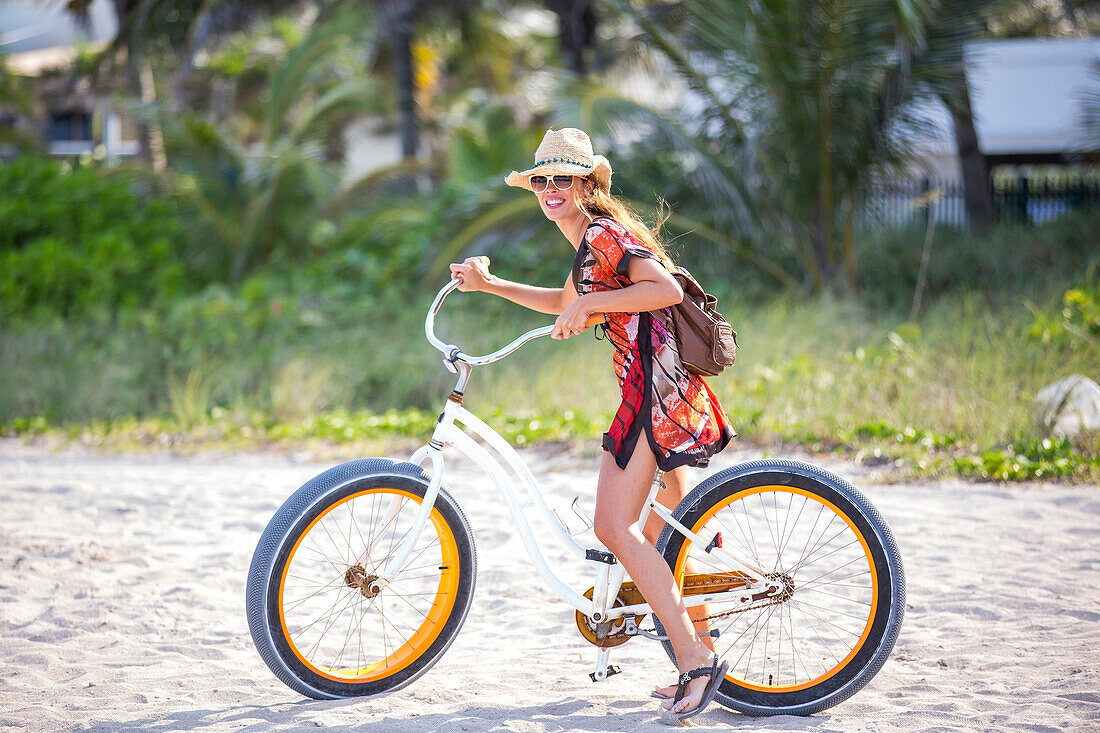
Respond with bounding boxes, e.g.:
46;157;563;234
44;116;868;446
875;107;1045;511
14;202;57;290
283;575;348;612
792;532;860;576
798;554;869;587
777;493;809;564
301;589;360;660
789;599;845;669
792;504;830;573
333;585;363;670
760;491;781;570
800;586;872;607
790;597;870;625
793;512;838;575
671;484;888;692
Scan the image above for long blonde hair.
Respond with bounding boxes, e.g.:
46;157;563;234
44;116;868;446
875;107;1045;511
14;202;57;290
576;181;675;270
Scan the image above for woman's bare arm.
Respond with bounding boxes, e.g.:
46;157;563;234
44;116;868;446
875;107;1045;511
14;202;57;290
449;257;576;315
552;257;682;339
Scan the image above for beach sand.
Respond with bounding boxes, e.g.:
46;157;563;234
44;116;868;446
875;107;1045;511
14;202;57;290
1;440;1098;732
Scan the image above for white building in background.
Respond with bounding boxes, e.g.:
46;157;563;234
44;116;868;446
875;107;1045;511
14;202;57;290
0;0;140;161
913;37;1100;180
0;0;116;54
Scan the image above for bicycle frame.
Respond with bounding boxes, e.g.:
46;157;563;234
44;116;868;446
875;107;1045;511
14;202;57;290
367;279;771;677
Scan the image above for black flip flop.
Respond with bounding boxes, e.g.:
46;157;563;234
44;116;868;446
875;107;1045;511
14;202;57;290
665;655;729;721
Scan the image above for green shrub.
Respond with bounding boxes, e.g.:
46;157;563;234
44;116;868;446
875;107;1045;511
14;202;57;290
1028;276;1100;346
954;436;1098;481
0;157;191;319
857;209;1100;310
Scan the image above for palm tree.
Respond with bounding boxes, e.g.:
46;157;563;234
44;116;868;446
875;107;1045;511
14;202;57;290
368;0;512;161
0;52;42;154
64;0;312;168
545;0;599;75
161;19;376;280
595;0;1025;291
373;0;421;159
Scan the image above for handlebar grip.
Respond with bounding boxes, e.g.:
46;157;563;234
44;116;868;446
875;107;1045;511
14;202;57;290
452;256;490;286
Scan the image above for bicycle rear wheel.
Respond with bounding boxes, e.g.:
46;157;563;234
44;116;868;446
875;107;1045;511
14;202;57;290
246;459;477;699
655;459;904;716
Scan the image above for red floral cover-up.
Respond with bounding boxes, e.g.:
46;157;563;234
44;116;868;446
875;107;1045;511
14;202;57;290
571;216;735;471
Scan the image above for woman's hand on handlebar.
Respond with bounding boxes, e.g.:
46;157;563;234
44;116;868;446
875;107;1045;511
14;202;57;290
449;256;492;292
552;297;602;340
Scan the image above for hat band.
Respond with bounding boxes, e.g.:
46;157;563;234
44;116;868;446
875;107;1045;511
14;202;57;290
532;157;593;169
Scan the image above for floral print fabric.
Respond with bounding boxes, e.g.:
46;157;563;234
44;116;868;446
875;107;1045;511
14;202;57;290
571;217;735;471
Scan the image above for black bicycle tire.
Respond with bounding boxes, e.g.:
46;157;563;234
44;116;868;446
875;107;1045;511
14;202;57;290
245;458;478;699
654;458;905;716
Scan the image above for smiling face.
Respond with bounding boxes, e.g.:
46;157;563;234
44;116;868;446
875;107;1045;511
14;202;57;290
533;175;593;223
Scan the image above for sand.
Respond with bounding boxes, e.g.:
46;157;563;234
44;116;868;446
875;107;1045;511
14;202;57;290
1;440;1098;732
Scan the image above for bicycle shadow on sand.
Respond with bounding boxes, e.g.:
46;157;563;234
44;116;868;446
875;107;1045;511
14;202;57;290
82;696;842;732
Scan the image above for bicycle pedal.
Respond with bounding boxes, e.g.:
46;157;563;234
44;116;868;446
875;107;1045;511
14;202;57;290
585;549;617;565
589;665;621;682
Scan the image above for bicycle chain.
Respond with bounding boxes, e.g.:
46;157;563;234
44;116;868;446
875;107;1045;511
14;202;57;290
690;572;794;624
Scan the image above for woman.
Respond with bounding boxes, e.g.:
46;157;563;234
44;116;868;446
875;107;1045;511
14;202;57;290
449;128;735;720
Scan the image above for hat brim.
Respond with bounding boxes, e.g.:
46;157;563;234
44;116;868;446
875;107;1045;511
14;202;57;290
505;155;612;192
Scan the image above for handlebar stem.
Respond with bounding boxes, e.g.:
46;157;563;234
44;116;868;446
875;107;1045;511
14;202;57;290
451;358;473;395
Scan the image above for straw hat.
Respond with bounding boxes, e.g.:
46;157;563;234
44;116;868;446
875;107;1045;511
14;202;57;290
505;128;613;193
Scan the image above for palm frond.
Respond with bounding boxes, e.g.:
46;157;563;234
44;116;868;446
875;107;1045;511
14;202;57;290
424;194;543;284
264;20;350;144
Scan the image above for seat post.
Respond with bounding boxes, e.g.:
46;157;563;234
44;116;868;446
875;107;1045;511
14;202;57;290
638;469;665;526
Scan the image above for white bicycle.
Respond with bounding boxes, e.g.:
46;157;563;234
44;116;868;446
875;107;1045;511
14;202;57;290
245;278;905;716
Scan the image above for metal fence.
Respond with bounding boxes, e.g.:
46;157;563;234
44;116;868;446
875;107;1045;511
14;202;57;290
860;170;1100;231
860;178;966;230
992;172;1100;225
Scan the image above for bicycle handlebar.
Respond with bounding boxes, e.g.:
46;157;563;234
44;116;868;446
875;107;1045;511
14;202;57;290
424;278;555;367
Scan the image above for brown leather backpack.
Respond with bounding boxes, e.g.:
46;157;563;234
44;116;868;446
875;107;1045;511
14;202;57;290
661;267;737;377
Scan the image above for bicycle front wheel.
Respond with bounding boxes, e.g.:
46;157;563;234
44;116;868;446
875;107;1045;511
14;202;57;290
246;459;477;699
655;459;904;716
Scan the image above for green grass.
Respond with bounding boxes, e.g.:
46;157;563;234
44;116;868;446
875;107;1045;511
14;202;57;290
3;283;1098;482
4;209;1099;481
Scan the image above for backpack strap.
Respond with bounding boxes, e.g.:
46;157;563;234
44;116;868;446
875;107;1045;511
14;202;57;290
586;216;660;284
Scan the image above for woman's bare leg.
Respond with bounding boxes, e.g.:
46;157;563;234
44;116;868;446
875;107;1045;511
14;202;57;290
593;445;717;714
642;466;715;699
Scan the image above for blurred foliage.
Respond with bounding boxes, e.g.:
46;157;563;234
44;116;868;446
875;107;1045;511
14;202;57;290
0;157;191;319
0;52;41;152
954;436;1098;481
2;4;1100;483
858;209;1100;310
990;0;1100;37
581;0;1013;293
161;18;377;281
1027;271;1100;352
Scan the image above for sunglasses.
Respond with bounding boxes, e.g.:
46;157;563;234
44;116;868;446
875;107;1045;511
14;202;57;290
530;175;575;193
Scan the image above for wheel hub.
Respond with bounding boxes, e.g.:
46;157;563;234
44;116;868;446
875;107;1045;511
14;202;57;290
344;563;380;598
766;571;795;602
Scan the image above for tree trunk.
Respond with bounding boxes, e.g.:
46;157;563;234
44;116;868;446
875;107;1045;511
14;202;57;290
807;212;834;291
546;0;597;75
115;0;166;170
946;84;994;232
383;0;420;160
171;10;215;113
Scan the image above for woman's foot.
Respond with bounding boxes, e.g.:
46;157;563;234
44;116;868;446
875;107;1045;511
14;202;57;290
650;682;677;700
659;653;726;717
